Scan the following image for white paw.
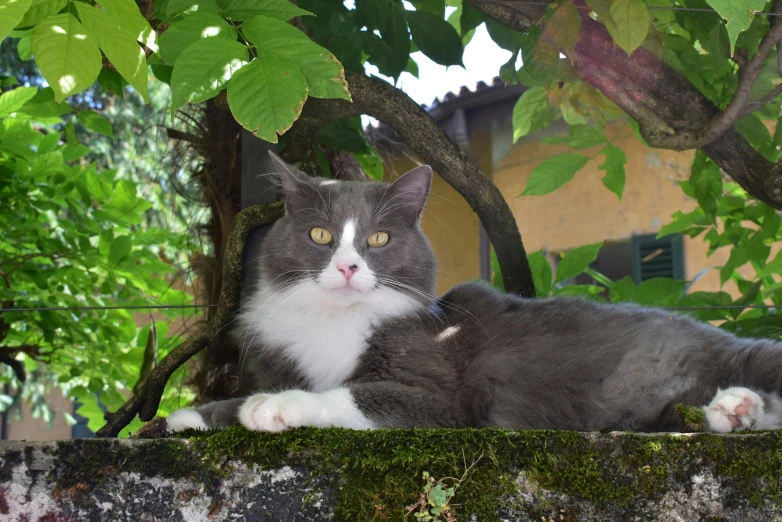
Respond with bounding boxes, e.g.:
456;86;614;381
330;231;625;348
704;387;764;433
238;390;319;432
166;409;207;432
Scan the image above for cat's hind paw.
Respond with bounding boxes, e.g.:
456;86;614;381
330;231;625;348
166;408;207;432
704;387;764;433
238;391;315;432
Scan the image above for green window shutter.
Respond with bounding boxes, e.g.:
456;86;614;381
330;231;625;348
631;234;684;283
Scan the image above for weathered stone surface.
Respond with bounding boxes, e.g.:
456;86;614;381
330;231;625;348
1;427;781;521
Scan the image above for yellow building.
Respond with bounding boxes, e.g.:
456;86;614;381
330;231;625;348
379;78;735;297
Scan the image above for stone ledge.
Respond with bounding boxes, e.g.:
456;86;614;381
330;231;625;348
1;428;781;521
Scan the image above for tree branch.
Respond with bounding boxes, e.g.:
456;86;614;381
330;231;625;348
468;0;782;210
649;19;782;150
96;201;285;437
283;72;536;297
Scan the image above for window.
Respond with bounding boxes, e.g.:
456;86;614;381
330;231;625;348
632;234;685;282
557;234;685;294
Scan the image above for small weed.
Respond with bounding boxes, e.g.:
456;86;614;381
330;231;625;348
405;453;482;522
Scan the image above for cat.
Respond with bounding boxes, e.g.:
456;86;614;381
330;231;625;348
166;153;782;434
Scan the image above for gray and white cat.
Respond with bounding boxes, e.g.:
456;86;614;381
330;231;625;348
167;154;782;434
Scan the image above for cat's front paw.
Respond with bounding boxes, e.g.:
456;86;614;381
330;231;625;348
166;408;207;432
704;387;764;433
239;391;317;432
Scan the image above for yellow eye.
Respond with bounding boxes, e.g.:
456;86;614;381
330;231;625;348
367;232;389;248
310;227;333;245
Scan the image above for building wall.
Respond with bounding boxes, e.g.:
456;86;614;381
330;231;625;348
492;119;741;296
385;156;482;295
389;115;750;298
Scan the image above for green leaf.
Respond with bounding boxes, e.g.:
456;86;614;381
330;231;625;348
358;0;392;31
598;143;626;199
546;0;580;61
170;37;248;112
227;52;307;142
0;86;37;118
554;242;603;283
675;291;733;321
108;235;132;266
704;0;767;54
74;3;149;102
610;275;635;302
78;110;114;138
159;13;237;65
223;0;311;20
17;34;33;60
756;250;782;278
512;86;558;142
459;0;483;36
165;0;221;18
100;0;159;55
522;153;590;196
657;208;710;237
242;15;350;100
16;0;66;28
0;0;33;41
542;124;606;149
631;278;685;306
316;120;368;153
485;18;525;51
353;146;384;181
688;150;722;223
381;3;412;77
606;0;649;56
527;251;552;296
405;10;463;66
32;14;102;103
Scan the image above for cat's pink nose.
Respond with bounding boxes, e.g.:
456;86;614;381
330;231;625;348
337;263;359;280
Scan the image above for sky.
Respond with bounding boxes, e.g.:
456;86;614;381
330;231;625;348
364;23;513;107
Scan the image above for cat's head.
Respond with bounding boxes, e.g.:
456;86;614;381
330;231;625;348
258;153;437;314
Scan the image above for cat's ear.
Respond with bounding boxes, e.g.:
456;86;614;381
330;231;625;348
385;165;432;224
267;152;320;214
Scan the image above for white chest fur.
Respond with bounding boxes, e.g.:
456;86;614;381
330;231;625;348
238;280;415;392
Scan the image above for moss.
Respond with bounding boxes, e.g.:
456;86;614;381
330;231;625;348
0;450;22;483
41;428;782;520
674;404;706;432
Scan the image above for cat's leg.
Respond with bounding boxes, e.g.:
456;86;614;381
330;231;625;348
167;397;246;432
703;387;782;432
238;382;465;431
238;388;374;432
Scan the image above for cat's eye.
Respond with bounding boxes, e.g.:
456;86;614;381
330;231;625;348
367;232;389;248
310;227;333;245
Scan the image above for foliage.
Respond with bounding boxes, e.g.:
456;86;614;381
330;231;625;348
0;57;202;435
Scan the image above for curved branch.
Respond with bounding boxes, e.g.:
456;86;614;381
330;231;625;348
469;0;782;210
96;201;285;437
284;72;536;297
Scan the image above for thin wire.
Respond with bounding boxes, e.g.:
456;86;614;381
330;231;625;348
512;0;782;16
0;304;218;313
0;304;779;312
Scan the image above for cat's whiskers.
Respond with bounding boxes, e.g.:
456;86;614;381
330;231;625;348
240;251;281;270
376;277;489;336
234;270;317;345
373;277;450;331
373;189;423;220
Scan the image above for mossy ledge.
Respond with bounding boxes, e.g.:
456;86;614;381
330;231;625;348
1;428;781;521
